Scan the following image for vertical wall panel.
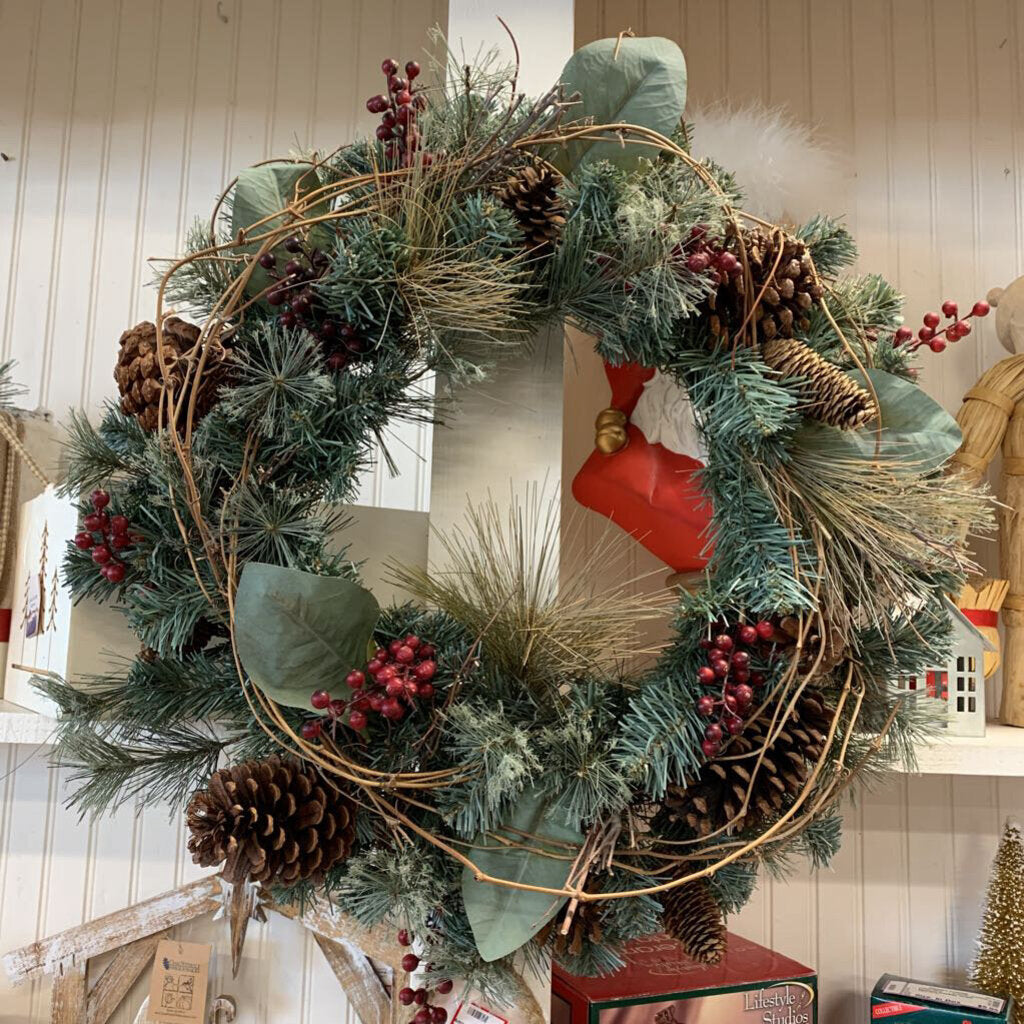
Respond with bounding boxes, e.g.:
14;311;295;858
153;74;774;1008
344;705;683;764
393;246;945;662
0;1;446;1019
571;2;1024;1021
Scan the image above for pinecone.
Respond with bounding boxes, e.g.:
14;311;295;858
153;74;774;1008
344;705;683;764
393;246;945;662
186;754;356;885
661;878;726;965
665;692;834;837
709;227;825;343
768;614;847;673
498;162;566;251
114;317;227;431
537;901;605;957
762;338;877;430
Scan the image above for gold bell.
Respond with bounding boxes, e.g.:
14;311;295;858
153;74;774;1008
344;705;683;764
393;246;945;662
595;408;628;454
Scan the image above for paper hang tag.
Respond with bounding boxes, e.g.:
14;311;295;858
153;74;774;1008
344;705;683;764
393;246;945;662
146;939;212;1024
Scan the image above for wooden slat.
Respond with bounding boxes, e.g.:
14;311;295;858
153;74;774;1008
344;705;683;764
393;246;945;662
3;876;220;984
314;934;390;1024
50;957;87;1024
84;931;166;1024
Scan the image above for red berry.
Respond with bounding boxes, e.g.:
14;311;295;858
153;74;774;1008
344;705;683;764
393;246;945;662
750;671;766;686
367;94;390;114
390;77;408;94
929;338;947;353
74;531;93;550
346;670;366;689
954;320;971;337
395;645;415;664
686;252;710;273
737;624;757;645
386;678;405;697
697;695;715;716
436;980;453;995
432;1009;448;1024
90;489;110;510
404;635;421;650
734;683;754;707
110;514;129;535
92;545;112;564
399;988;415;1006
375;647;389;661
376;124;394;141
714;634;734;652
382;698;405;721
704;722;723;743
726;714;745;735
396;104;413;124
731;650;750;669
732;669;750;684
109;534;129;550
301;720;322;740
697;665;716;685
310;689;331;710
405;60;421;79
382;58;399;75
328;698;347;718
972;300;991;317
369;693;386;712
84;512;106;532
398;929;412;946
402;953;420;972
396;89;413;105
755;620;774;640
941;300;958;318
348;709;367;730
377;664;398;682
712;659;729;678
894;326;913;343
724;694;738;711
418;683;435;699
946;323;963;341
418;644;435;659
413;989;428;1006
389;639;404;654
923;311;941;329
415;1013;431;1024
701;739;720;758
102;561;125;583
717;251;739;273
414;660;436;682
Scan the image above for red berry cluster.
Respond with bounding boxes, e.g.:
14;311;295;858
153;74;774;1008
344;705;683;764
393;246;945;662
366;59;430;168
695;620;773;757
675;225;742;284
302;635;438;739
73;489;140;584
260;236;369;372
893;298;990;353
395;929;453;1024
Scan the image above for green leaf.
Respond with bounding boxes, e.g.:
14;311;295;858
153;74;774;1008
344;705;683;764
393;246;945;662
461;786;583;961
235;563;379;709
230;161;331;297
796;369;962;470
553;36;687;176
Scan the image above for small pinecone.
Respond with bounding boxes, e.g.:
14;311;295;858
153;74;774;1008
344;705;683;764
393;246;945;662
665;692;834;837
537;901;605;957
762;338;876;430
114;317;227;431
186;754;356;885
709;227;825;342
498;162;566;251
661;878;726;965
769;614;847;673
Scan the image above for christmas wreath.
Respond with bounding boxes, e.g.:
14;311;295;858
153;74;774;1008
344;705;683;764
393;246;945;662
45;33;988;995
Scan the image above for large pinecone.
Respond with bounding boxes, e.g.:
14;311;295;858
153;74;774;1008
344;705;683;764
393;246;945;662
768;614;847;673
114;317;226;431
762;338;876;430
709;227;825;342
665;692;834;837
661;878;726;965
537;900;605;957
186;754;356;885
498;162;566;251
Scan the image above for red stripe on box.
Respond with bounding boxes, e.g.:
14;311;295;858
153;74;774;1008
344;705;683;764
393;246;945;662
961;607;998;628
873;1002;926;1018
0;608;11;643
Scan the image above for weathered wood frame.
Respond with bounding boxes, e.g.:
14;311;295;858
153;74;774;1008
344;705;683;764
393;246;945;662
3;875;401;1024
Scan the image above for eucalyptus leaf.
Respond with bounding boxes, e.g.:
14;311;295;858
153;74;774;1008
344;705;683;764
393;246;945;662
795;368;962;470
230;161;331;297
461;786;583;961
235;562;379;709
553;36;687;176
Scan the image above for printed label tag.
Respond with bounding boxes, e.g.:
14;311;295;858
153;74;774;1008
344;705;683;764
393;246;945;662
882;979;1006;1015
146;939;212;1024
453;1001;510;1024
873;1002;926;1018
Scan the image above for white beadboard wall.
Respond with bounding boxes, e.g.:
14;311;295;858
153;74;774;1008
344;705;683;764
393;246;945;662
0;1;445;1021
571;2;1022;1022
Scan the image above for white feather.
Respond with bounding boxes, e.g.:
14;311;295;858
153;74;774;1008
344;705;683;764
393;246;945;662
687;103;846;225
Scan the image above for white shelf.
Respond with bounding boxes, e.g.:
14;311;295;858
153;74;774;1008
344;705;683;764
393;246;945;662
907;723;1024;777
0;700;57;746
